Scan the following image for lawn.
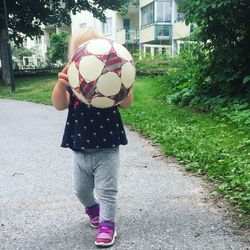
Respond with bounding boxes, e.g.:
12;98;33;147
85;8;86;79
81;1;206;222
0;76;56;105
0;76;249;220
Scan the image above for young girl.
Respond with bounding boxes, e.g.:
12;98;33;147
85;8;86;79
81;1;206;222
51;28;133;247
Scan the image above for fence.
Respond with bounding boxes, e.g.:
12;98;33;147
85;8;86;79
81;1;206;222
0;67;62;78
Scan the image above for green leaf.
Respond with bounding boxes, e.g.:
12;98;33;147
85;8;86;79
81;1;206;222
243;76;250;84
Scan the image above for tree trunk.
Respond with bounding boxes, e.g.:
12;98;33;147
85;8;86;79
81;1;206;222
0;26;12;86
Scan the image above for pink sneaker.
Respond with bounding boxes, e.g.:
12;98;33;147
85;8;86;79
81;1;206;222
95;221;117;247
85;204;99;228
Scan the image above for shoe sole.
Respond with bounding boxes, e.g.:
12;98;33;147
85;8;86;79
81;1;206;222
95;231;117;247
90;223;99;228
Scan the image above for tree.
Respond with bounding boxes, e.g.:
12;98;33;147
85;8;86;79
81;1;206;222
182;0;250;97
0;0;129;85
49;32;69;65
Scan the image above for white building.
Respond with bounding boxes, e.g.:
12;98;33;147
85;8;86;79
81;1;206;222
21;24;70;68
70;0;190;56
20;0;191;68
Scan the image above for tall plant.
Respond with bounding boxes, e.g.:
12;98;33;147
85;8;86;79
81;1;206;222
49;32;69;65
182;0;250;97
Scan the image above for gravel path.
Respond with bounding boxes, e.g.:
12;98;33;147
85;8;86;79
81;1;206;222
0;99;249;250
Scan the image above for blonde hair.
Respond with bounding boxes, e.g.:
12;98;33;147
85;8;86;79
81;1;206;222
68;28;104;59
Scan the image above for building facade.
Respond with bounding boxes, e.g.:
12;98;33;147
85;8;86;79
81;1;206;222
70;0;190;56
20;24;70;68
20;0;190;68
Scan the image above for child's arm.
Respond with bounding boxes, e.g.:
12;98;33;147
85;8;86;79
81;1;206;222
51;66;70;110
119;90;133;109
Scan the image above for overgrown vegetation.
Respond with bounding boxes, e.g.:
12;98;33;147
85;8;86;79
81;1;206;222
182;0;250;97
135;46;250;132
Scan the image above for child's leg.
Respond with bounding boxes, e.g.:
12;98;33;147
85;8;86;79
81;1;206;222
93;147;120;222
72;151;97;208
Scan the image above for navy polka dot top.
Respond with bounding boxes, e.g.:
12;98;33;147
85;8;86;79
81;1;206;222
61;88;128;150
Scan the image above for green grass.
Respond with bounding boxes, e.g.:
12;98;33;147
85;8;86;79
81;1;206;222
0;76;56;104
121;77;250;219
0;76;249;220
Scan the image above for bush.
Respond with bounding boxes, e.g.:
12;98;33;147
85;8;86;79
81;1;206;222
134;52;170;76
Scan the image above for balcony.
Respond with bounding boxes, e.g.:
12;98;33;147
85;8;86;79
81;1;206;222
140;24;172;44
116;28;139;45
172;21;191;40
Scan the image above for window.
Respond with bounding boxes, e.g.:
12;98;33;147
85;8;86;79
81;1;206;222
156;0;171;22
141;3;154;26
156;25;171;40
24;57;29;66
123;19;130;30
35;36;42;44
102;18;112;35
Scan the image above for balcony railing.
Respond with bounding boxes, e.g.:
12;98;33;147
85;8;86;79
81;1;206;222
125;28;139;44
116;28;139;44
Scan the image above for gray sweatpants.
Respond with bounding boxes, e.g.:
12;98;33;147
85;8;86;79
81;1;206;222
72;147;120;222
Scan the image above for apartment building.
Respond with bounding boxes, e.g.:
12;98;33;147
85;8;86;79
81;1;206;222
70;0;190;56
21;24;70;68
139;0;190;55
70;3;139;53
20;0;190;68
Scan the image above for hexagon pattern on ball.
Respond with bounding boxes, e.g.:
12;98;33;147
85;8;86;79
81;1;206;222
67;38;136;108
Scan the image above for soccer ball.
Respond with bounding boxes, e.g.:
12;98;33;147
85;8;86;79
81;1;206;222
67;38;136;108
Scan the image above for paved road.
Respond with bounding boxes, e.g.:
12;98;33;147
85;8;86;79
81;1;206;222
0;99;249;250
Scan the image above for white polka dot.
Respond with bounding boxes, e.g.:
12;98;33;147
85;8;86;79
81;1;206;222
77;134;81;137
81;147;85;150
112;145;115;147
110;131;113;134
66;122;70;125
96;145;99;148
93;132;96;136
71;135;74;138
90;119;94;123
75;120;78;123
103;139;106;142
100;125;104;129
84;126;87;129
86;139;90;143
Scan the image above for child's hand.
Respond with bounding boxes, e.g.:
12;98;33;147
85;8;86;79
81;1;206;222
57;66;69;89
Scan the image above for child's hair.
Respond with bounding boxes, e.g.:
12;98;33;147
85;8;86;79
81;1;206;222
68;28;104;60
